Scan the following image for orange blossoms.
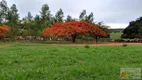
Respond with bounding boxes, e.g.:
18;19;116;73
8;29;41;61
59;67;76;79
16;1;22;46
0;26;10;38
43;21;106;42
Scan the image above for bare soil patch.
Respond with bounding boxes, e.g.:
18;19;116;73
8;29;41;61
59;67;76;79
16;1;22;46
0;45;12;48
50;43;142;46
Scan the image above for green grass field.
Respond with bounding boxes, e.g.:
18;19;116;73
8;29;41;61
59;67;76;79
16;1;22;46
110;32;122;40
0;42;142;80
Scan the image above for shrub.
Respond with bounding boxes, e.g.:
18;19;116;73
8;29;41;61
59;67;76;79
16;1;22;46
85;45;90;48
122;43;127;47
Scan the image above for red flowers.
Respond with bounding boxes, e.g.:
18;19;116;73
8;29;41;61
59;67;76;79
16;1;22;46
0;26;10;38
43;21;106;42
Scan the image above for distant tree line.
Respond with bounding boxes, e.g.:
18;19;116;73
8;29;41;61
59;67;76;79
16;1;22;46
0;0;110;41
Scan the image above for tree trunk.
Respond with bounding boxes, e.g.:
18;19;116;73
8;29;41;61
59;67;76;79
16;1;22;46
71;35;76;43
96;36;98;43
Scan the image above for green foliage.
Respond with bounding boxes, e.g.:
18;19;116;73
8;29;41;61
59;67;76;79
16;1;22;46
79;10;94;23
40;4;52;29
6;4;19;41
86;12;94;23
21;12;39;37
122;43;128;47
65;15;73;22
84;45;90;48
122;17;142;38
97;22;111;38
33;15;42;36
55;9;64;22
27;12;33;21
0;43;142;80
79;10;86;21
0;0;8;25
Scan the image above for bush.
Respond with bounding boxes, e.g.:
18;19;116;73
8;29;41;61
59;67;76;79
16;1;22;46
122;43;127;47
85;45;90;48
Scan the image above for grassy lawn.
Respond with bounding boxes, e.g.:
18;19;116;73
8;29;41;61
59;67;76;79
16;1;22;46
0;42;142;80
110;32;122;40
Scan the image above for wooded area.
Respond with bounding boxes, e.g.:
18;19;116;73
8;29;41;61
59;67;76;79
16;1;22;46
0;0;142;43
0;0;110;42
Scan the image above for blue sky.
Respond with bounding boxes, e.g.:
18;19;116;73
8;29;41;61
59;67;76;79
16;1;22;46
5;0;142;28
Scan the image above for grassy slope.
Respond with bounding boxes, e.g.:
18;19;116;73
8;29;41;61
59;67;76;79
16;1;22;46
0;42;142;80
110;32;122;40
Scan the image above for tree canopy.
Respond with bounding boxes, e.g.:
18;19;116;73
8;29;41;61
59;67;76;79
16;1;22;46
122;17;142;39
43;21;106;42
0;0;8;24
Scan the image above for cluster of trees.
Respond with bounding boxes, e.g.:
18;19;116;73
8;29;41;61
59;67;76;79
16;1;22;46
0;0;110;42
122;17;142;39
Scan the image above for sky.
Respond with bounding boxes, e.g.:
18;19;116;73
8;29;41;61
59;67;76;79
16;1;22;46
5;0;142;28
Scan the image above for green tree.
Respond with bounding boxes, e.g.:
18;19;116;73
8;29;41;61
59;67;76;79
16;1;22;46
79;10;86;21
122;17;142;38
55;9;64;22
33;14;42;36
86;12;94;23
40;4;52;30
138;27;142;38
97;22;111;38
65;15;73;22
27;12;33;22
50;16;57;25
21;12;34;36
6;4;19;41
79;10;94;23
0;0;8;25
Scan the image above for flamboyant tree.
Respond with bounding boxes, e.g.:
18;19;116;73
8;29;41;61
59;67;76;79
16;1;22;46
43;21;106;42
0;25;10;38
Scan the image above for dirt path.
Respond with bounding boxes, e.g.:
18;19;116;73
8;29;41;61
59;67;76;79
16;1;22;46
50;43;142;46
0;43;142;48
0;45;12;48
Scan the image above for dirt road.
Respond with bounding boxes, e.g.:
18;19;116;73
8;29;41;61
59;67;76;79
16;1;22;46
50;43;142;46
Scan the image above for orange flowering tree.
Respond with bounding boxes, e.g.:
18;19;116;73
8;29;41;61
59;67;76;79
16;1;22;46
43;21;106;42
0;26;10;38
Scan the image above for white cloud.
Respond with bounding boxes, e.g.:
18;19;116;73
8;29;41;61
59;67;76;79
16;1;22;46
106;23;128;29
